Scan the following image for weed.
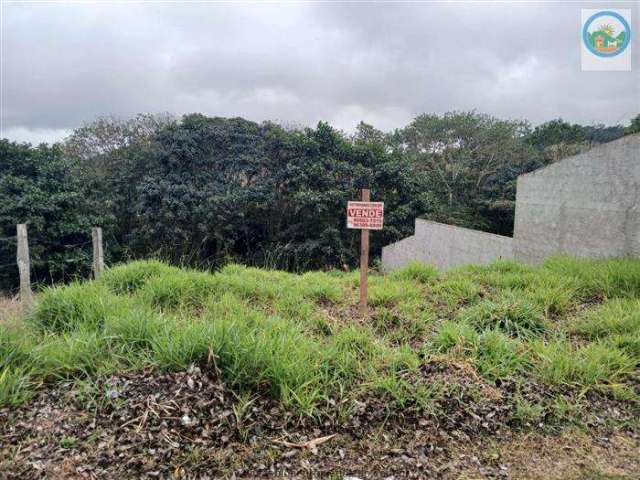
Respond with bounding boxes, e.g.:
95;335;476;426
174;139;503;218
431;276;482;307
389;262;438;284
432;320;478;353
512;396;545;426
0;367;33;406
570;299;640;339
531;340;635;386
59;435;78;448
31;282;127;332
100;260;179;294
369;278;420;307
474;329;527;380
457;291;547;338
140;270;218;310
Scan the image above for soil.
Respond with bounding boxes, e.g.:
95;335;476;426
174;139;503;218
1;363;638;479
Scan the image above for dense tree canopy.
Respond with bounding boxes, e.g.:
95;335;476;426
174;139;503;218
0;111;636;292
0;141;106;290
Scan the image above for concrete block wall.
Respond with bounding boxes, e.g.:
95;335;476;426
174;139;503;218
381;134;640;271
381;219;513;271
513;134;640;263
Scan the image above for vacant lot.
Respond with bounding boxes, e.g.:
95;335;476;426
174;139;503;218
1;257;639;478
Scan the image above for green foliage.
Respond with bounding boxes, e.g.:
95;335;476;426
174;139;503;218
456;292;547;338
432;320;478;353
474;329;527;380
388;261;438;284
368;278;421;307
0;367;33;406
140;270;218;310
0;141;106;292
397;112;538;235
431;275;483;307
2;256;640;429
531;340;635;386
570;299;640;339
2;113;636;291
100;260;179;294
31;282;128;332
543;256;640;299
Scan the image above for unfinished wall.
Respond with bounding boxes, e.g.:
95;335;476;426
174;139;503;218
381;219;513;271
514;134;640;263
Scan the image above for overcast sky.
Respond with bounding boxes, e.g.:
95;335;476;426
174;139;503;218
1;1;639;144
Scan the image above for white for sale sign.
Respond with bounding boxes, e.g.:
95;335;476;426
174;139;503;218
347;201;384;230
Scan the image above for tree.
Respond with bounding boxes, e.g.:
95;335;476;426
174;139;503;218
626;114;640;135
396;111;536;234
0;141;104;291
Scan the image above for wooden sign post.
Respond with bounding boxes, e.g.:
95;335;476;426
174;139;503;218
347;189;384;317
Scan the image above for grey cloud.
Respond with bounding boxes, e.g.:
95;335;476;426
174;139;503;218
1;1;638;144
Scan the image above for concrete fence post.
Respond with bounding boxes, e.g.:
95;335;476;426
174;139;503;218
92;227;104;279
16;224;33;307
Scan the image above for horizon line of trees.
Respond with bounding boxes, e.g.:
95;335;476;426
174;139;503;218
1;111;639;292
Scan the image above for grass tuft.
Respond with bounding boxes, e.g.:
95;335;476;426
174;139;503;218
389;262;438;284
456;291;547;338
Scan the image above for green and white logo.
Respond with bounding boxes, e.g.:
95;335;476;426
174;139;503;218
581;9;631;71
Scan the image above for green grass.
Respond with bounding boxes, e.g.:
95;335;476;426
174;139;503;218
456;291;547;338
570;299;640;339
388;261;438;284
1;256;640;426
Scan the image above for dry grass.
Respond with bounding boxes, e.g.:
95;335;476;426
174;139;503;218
0;296;23;325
